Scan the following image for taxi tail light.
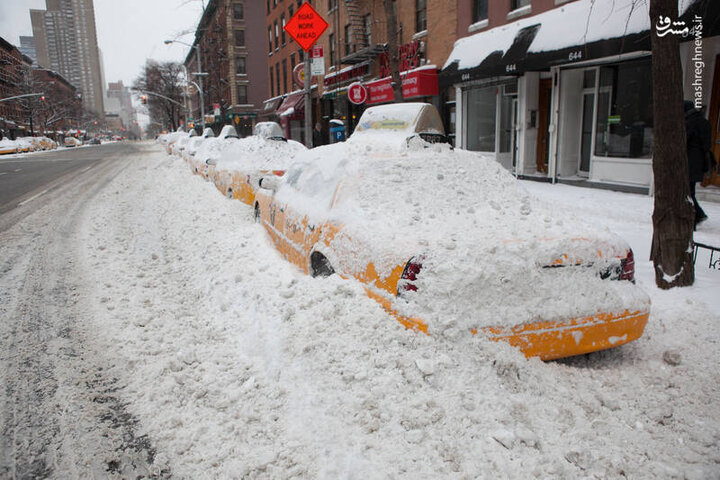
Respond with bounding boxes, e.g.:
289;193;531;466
397;256;424;296
619;249;635;283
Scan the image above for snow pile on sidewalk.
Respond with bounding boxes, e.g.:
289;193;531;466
74;145;720;478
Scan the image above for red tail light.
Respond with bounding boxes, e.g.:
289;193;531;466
620;249;635;282
397;256;424;296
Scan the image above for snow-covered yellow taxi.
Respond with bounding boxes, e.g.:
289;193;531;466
253;104;649;360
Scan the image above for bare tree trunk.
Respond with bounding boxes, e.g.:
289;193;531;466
649;0;695;288
382;0;403;102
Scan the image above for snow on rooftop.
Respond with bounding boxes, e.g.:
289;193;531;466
444;0;697;71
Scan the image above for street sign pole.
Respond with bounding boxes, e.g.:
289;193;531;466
283;2;328;148
305;55;312;147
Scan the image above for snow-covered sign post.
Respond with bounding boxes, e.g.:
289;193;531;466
283;2;329;147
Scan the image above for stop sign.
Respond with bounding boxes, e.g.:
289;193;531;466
348;82;368;105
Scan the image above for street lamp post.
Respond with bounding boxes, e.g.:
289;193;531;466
164;39;206;130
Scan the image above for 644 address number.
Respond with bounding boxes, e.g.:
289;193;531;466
568;51;583;61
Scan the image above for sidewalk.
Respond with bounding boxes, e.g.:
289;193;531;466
697;184;720;204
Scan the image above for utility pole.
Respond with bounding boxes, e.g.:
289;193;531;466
195;46;206;130
304;54;312;147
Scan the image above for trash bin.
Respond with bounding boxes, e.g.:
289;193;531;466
329;119;346;143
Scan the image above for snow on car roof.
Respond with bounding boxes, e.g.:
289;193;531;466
350;103;444;141
218;125;239;139
253;122;285;140
213;134;307;172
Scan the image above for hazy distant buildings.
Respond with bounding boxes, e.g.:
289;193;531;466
30;0;105;118
106;80;138;135
18;36;37;65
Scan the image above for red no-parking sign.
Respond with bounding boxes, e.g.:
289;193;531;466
348;82;368;105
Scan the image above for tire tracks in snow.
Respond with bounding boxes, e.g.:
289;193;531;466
0;144;170;479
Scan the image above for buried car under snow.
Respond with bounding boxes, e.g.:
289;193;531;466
0;137;19;155
203;122;307;204
184;127;215;158
254;103;650;360
190;125;241;182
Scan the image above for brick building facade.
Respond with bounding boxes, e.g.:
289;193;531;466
185;0;268;136
31;67;82;135
1;35;82;140
0;36;30;138
263;0;458;144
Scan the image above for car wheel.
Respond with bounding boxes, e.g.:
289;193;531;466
310;252;334;278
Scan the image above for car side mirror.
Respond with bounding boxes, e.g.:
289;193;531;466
205;158;218;166
258;176;279;191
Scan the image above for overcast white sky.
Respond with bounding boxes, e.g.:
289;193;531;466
0;0;205;87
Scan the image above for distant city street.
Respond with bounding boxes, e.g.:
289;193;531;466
0;146;102;214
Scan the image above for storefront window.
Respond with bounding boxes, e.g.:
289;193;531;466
465;85;496;152
594;59;653;159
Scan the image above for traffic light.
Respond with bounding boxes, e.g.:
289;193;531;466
141;95;147;104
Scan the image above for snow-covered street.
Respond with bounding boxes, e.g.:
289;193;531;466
2;142;719;478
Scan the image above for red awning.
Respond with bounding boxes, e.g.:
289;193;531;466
276;91;305;117
365;67;439;105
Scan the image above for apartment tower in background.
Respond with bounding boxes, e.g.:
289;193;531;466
18;36;37;64
30;0;105;118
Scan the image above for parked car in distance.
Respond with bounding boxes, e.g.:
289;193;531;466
206;122;306;204
253;103;650;361
15;137;34;152
38;136;57;149
194;125;243;194
0;137;19;155
63;137;82;147
184;127;216;169
166;129;197;155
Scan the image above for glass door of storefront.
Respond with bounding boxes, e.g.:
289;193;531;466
462;80;518;171
579;91;595;176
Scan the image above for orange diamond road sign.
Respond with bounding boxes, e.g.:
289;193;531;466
284;2;329;52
